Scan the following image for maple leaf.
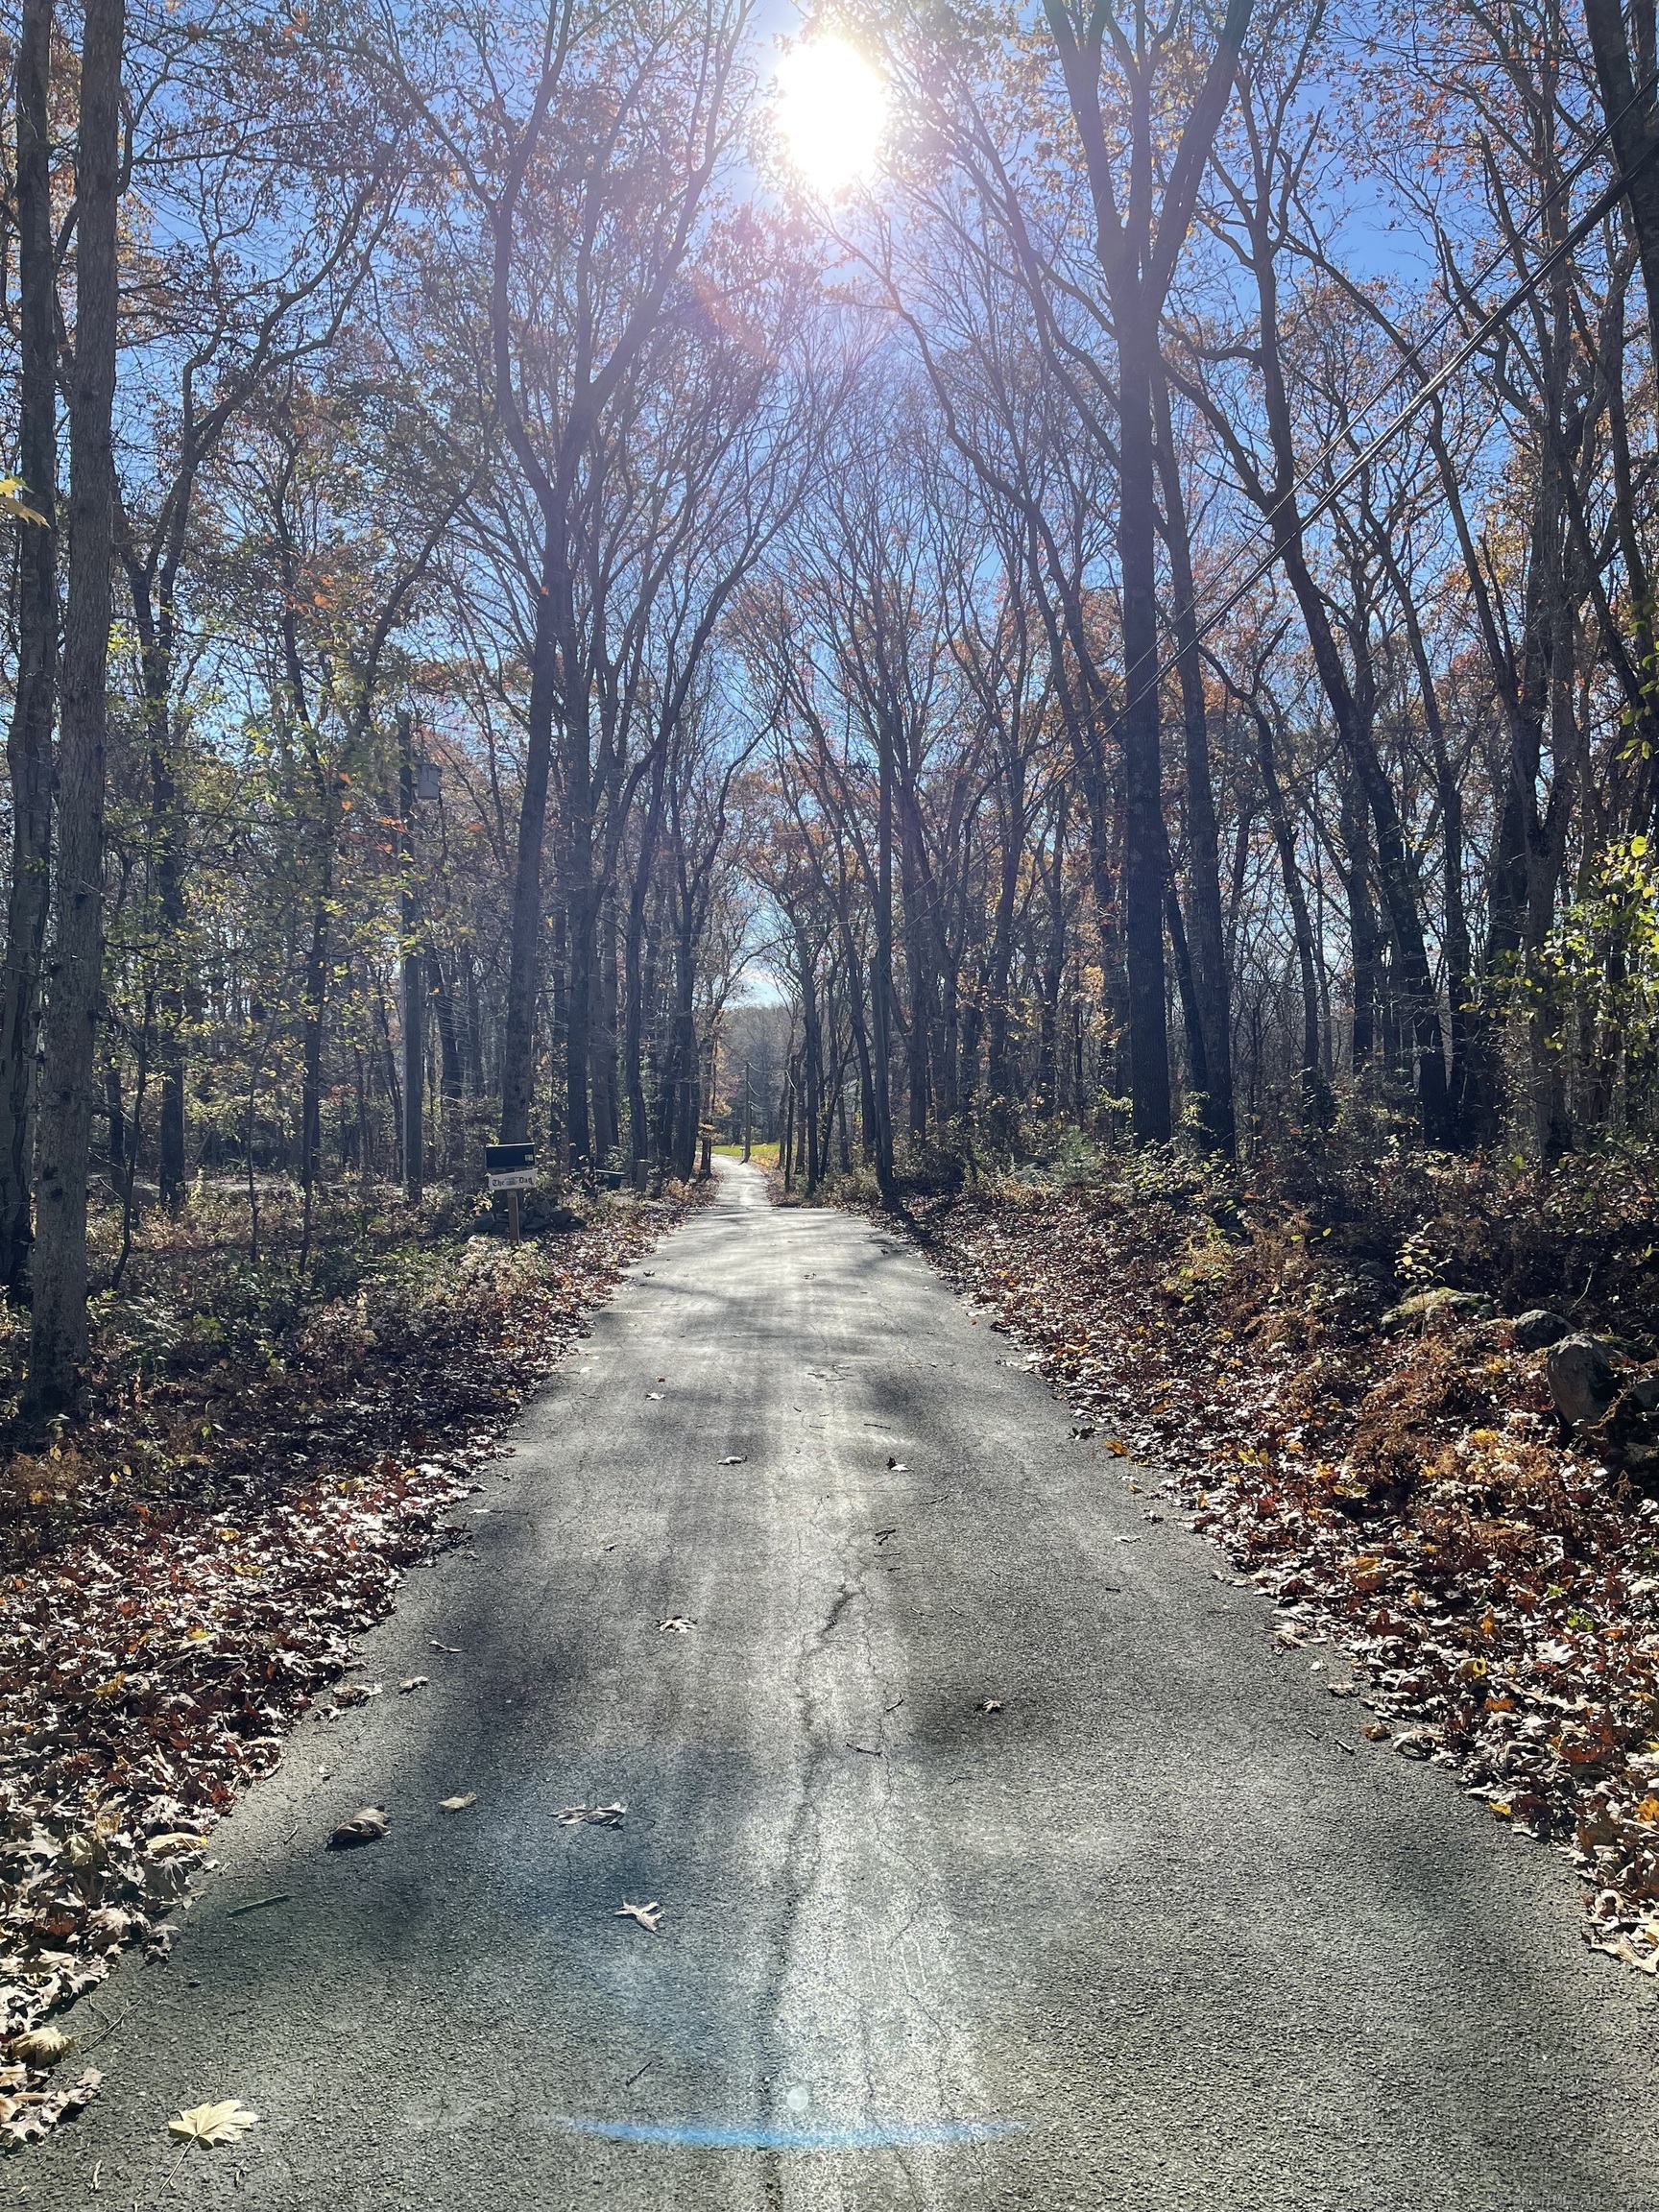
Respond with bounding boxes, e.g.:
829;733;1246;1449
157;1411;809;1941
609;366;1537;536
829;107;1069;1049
168;2099;261;2148
978;1699;1003;1714
615;1899;662;1932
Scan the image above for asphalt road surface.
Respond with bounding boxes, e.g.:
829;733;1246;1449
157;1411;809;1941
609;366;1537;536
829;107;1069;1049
20;1161;1659;2212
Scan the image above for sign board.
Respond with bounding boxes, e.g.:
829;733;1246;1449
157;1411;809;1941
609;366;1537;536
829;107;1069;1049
485;1142;536;1194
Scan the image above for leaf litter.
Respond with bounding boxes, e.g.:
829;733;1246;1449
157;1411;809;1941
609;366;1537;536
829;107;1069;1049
0;1200;692;2141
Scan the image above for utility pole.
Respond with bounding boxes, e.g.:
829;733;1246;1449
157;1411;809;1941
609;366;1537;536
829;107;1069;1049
398;711;422;1203
742;1059;751;1163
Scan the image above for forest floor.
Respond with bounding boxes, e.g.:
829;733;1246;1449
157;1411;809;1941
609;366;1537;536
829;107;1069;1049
865;1133;1659;1982
0;1180;693;2151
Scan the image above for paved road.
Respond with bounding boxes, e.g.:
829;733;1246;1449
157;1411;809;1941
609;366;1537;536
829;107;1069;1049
21;1162;1659;2211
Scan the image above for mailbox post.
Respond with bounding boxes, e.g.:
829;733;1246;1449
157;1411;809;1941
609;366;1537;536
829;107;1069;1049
484;1142;537;1245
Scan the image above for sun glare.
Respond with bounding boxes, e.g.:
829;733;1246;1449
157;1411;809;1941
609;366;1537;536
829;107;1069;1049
774;37;887;198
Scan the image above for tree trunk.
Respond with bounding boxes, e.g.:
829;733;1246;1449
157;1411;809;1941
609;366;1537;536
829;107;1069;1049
298;867;330;1268
429;948;463;1178
399;717;423;1201
871;725;896;1202
1583;0;1659;373
1154;366;1234;1152
1114;307;1173;1142
501;571;558;1145
0;0;60;1297
625;754;667;1185
28;0;124;1415
1252;702;1330;1126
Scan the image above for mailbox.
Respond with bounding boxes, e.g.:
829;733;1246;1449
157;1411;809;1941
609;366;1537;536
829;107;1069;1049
485;1142;537;1193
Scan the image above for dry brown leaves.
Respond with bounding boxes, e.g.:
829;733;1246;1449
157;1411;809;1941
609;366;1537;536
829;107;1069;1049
0;1199;685;2144
909;1168;1659;1977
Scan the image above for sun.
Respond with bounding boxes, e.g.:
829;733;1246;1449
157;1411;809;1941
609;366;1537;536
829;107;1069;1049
773;36;887;198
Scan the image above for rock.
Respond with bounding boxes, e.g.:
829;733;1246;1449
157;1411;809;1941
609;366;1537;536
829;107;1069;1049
1381;1287;1493;1334
1628;1373;1659;1414
1512;1309;1573;1351
1544;1334;1623;1427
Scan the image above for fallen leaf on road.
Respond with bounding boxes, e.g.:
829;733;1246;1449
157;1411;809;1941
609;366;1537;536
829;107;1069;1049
326;1806;390;1848
616;1900;662;1932
657;1617;693;1633
429;1640;461;1655
332;1684;369;1707
1362;1722;1391;1742
1394;1732;1435;1760
167;2099;260;2148
721;1455;747;1466
1590;1931;1659;1974
647;1391;663;1400
886;1457;907;1471
979;1699;1003;1714
554;1803;626;1826
0;2067;100;2151
9;2026;68;2067
398;1676;429;1694
438;1793;476;1814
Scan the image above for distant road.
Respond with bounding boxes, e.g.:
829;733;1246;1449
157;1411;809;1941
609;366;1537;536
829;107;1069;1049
33;1159;1659;2210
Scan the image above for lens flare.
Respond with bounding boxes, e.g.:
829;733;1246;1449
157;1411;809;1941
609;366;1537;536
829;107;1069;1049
773;37;887;197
